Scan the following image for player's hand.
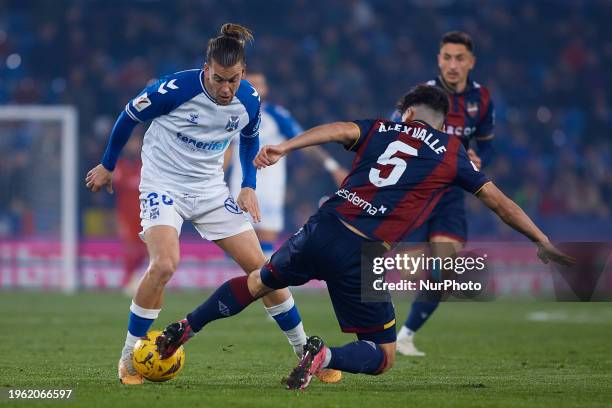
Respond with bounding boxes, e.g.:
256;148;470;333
536;241;576;267
467;149;482;170
85;164;114;194
254;144;287;169
332;167;349;186
237;187;261;223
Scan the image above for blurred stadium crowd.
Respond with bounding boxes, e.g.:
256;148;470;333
0;0;610;240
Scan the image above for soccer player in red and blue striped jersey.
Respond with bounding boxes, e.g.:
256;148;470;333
392;32;497;356
155;85;572;390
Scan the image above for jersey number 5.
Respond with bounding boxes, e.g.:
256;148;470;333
369;141;418;187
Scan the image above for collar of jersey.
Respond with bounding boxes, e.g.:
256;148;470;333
436;75;474;95
410;119;430;127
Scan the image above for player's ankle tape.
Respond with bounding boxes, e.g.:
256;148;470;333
130;301;161;319
264;295;294;316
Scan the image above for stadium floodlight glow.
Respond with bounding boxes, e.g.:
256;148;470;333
0;105;78;293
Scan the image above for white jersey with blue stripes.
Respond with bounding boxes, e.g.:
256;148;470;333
125;69;261;195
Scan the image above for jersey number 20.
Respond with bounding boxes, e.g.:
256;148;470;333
369;141;418;187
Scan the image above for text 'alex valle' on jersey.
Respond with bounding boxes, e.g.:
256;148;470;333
377;122;447;155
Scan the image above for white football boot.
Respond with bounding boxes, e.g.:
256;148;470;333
396;330;426;357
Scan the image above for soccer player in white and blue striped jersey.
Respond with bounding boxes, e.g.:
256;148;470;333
85;24;308;385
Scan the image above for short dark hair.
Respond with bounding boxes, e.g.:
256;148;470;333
207;23;254;67
397;85;450;118
440;31;474;53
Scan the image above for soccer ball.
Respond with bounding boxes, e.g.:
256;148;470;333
132;330;185;382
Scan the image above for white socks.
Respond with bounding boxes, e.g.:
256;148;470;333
398;325;415;339
264;296;307;356
322;347;332;368
287;323;308;357
129;301;161;319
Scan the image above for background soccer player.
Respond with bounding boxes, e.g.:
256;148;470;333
156;85;573;390
227;71;348;257
85;24;309;385
394;32;496;356
112;134;146;295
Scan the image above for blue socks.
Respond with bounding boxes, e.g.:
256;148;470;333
405;300;440;332
124;301;161;353
128;313;155;337
186;276;256;332
127;301;160;337
327;340;386;375
265;296;302;331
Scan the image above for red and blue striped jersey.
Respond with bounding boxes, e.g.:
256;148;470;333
390;77;494;150
319;119;490;243
430;76;494;149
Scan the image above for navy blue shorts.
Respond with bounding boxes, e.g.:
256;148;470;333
406;186;467;242
260;212;396;344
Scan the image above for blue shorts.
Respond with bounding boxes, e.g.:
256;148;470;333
260;212;396;344
406;186;467;242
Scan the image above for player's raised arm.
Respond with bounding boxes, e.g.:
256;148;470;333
452;145;574;266
85;111;140;193
253;122;359;169
86;71;195;194
474;183;574;266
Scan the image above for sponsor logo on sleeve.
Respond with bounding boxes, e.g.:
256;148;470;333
132;92;151;112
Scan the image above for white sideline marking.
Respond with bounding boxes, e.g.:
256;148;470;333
526;310;612;324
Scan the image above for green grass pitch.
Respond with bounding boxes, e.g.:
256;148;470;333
1;291;611;407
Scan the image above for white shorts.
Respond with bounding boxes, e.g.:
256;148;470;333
139;186;253;241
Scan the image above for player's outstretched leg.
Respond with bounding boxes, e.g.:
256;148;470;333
285;336;393;390
155;318;194;359
156;274;264;358
215;230;308;357
156;267;342;386
118;226;179;384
